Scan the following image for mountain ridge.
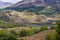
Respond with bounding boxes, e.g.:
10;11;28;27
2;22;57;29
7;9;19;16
5;0;60;12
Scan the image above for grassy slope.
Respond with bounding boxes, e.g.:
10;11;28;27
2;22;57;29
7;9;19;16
19;30;54;40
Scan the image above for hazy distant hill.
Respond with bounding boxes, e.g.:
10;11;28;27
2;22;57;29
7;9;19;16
0;1;12;8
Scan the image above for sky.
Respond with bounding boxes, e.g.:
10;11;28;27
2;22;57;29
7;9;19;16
0;0;22;3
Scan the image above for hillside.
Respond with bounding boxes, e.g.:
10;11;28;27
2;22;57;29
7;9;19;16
5;0;60;12
0;10;58;24
18;30;54;40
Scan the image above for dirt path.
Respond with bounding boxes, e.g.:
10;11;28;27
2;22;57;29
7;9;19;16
19;30;54;40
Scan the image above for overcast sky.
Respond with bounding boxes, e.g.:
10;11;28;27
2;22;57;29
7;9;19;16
0;0;22;3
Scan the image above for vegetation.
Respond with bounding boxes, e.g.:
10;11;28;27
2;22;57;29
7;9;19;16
0;25;49;40
46;32;57;40
40;24;48;31
46;20;60;40
0;20;19;28
0;30;17;40
55;20;60;40
19;27;40;37
0;27;40;40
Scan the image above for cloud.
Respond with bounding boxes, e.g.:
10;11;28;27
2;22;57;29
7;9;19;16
0;0;22;3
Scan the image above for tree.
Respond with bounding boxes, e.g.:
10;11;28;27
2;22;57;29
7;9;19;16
20;29;27;37
55;20;60;40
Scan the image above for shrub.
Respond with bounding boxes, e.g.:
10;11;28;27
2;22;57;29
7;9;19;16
30;27;40;34
20;29;28;37
50;26;56;30
40;24;48;31
20;29;34;37
46;32;57;40
0;30;17;40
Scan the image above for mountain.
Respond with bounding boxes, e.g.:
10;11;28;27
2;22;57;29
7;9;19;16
5;0;46;12
0;1;12;8
5;0;60;12
0;0;60;25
